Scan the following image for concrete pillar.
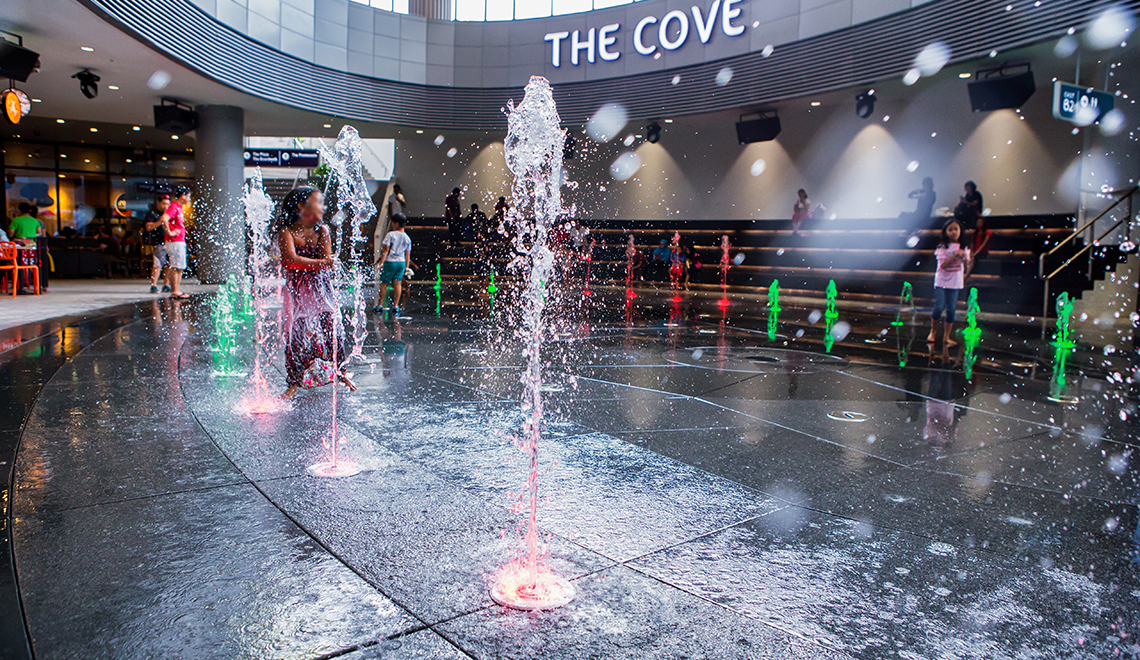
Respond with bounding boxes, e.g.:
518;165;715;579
193;105;245;284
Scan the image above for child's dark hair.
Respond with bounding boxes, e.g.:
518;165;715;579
390;212;407;228
274;186;319;235
938;218;962;248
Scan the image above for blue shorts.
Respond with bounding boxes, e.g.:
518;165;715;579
379;260;406;283
931;287;960;322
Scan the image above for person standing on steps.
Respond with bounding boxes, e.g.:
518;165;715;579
444;187;462;248
374;213;415;318
904;177;937;228
928;218;970;351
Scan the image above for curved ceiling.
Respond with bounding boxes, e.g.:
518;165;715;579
83;0;1135;130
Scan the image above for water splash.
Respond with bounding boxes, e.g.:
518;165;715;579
767;280;781;341
237;168;288;414
1049;292;1078;403
494;76;574;610
487;266;498;308
824;280;839;353
961;288;981;379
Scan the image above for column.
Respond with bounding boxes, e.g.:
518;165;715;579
193;105;245;284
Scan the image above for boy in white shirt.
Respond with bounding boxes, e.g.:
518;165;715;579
374;214;415;317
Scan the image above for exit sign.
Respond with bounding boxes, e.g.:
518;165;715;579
1052;81;1115;123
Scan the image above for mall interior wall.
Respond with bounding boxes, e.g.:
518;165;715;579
390;74;1135;222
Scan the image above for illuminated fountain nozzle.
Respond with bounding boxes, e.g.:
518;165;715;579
492;564;575;611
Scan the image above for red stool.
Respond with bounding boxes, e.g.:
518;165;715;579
0;242;40;296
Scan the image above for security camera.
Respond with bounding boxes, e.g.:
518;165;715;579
72;69;99;99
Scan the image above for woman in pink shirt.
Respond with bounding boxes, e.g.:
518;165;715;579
928;218;970;349
161;186;191;299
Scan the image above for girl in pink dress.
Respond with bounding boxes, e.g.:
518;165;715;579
928;218;970;349
275;187;356;398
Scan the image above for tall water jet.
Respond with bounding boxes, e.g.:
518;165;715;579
961;287;981;378
237;168;288;414
719;234;731;297
211;275;246;376
491;76;575;611
824;279;839;353
893;282;915;367
434;263;442;316
669;231;682;291
307;125;374;479
1049;292;1078;403
767;280;781;341
319;126;377;365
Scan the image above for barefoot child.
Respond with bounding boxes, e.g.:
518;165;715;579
373;213;415;317
929;218;970;349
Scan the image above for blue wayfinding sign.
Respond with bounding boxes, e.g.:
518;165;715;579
243;149;320;167
1052;81;1115;123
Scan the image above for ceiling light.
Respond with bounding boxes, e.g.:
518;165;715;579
60;154;67;158
108;85;119;90
31;98;40;103
89;127;98;132
810;101;821;107
132;126;140;131
959;72;972;79
645;122;661;144
125;158;132;163
58;174;64;178
56;118;65;123
84;159;90;163
323;123;332;128
171;135;178;140
80;46;94;52
663;119;673;123
161;156;168;161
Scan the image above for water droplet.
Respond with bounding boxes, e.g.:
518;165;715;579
1086;6;1136;50
914;42;951;76
808;310;822;324
761;44;774;57
1100;108;1126;136
715;67;733;86
447;147;458;158
147;70;171;90
434;134;445;145
902;68;921;85
750;159;766;176
610;152;642;181
907;161;920;172
671;75;681;85
586;103;628;142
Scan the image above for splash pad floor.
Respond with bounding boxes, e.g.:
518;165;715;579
2;288;1139;659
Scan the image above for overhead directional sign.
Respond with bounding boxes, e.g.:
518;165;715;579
243;149;320;167
1052;81;1115;124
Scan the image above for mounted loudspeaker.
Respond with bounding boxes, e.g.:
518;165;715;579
154;98;199;134
736;111;781;144
968;64;1036;112
0;40;39;82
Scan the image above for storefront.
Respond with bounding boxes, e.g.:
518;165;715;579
1;141;193;237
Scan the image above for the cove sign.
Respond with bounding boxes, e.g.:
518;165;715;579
544;0;745;67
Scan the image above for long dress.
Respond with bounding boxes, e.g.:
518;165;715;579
284;244;343;387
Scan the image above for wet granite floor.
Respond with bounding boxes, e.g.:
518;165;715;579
3;287;1140;659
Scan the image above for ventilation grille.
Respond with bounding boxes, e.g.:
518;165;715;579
86;0;1136;130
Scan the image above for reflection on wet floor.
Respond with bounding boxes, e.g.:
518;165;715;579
5;285;1140;659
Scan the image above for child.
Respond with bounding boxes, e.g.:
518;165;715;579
374;213;415;317
929;218;970;347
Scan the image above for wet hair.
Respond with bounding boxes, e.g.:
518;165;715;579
274;186;319;235
938;218;963;248
390;213;407;228
173;185;191;198
965;180;977;191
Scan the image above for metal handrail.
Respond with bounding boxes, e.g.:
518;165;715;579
1040;186;1137;328
1039;186;1139;271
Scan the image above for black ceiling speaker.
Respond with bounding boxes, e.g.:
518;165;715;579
154;98;199;134
855;92;876;119
736;111;781;144
646;122;661;144
968;64;1035;112
0;39;39;82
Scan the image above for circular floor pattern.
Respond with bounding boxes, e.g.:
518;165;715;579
667;346;848;374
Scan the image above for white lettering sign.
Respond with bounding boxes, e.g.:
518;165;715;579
545;0;746;67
